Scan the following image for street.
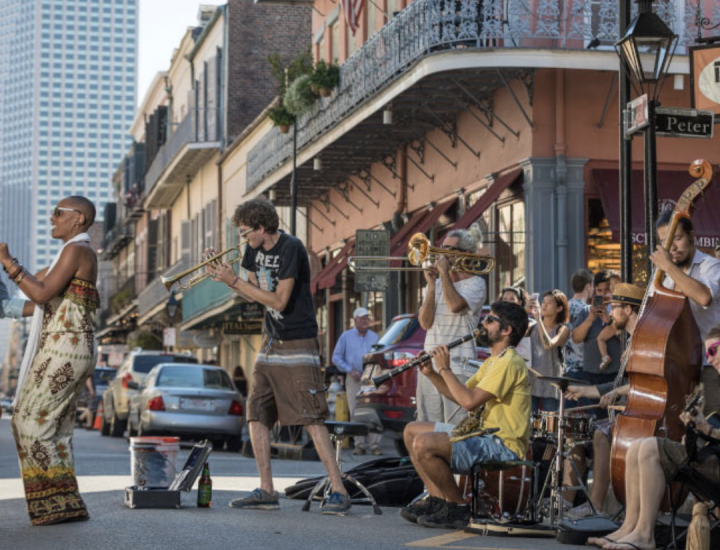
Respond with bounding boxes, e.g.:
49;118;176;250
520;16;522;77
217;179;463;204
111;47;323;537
0;418;587;550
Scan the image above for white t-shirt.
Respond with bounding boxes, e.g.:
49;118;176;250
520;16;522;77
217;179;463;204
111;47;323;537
423;276;487;376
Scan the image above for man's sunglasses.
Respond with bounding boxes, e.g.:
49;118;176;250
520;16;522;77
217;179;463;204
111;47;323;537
53;206;82;218
483;314;502;325
707;340;720;362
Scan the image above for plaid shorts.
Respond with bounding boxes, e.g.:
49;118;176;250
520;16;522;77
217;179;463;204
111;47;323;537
246;336;329;427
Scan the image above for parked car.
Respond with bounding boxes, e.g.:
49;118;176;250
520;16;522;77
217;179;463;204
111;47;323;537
0;399;12;415
76;366;118;428
102;349;198;437
127;363;244;452
354;310;490;455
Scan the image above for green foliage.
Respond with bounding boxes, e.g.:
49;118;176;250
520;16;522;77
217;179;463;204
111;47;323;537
266;49;313;97
284;74;316;117
310;60;340;92
127;330;162;351
110;287;132;314
268;104;295;127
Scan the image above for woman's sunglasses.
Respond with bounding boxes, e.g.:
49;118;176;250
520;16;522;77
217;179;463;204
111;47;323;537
53;206;82;218
707;340;720;362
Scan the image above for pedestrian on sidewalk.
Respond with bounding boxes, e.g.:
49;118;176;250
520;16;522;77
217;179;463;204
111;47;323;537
332;307;381;455
206;198;352;515
0;196;99;526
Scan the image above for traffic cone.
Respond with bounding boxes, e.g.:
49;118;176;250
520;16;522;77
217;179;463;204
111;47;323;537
92;400;103;430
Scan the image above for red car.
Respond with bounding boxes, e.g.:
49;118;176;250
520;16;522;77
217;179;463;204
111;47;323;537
355;310;490;455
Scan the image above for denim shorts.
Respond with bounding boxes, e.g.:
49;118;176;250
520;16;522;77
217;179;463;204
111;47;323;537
434;423;519;475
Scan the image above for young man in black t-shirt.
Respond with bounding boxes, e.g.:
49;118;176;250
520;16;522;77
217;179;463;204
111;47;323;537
206;198;350;515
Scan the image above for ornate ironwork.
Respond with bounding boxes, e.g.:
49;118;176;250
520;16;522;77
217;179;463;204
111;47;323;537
246;0;708;192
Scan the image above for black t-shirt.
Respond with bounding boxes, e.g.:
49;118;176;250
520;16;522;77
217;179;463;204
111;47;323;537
241;232;318;340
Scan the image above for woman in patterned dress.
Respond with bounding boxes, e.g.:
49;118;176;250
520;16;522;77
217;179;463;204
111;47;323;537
0;196;98;526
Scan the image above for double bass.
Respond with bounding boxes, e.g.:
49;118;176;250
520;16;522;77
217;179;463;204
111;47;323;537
610;159;714;503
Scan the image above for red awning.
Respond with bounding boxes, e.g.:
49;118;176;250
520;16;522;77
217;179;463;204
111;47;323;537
391;198;457;257
311;238;355;293
593;169;720;246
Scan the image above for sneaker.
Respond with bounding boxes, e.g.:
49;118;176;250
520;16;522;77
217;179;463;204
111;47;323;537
228;488;280;510
370;443;383;456
417;502;471;529
567;501;605;519
353;443;367;456
400;496;445;524
321;491;352;516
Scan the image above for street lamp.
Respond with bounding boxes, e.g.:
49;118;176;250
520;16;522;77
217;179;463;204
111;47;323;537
615;0;678;275
166;292;179;320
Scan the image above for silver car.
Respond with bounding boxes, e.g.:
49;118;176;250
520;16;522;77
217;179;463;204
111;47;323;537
127;363;244;452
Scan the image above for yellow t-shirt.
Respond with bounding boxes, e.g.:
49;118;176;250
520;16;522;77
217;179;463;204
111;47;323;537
465;348;531;459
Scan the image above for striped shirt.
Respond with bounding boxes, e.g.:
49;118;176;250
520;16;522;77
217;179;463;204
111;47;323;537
423;276;487;376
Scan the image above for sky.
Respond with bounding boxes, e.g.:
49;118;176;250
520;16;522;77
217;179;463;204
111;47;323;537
137;0;225;105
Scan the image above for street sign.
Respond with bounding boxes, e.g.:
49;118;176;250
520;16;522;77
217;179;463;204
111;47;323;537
163;327;176;348
239;302;264;320
625;94;649;138
354;229;390;292
655;107;714;139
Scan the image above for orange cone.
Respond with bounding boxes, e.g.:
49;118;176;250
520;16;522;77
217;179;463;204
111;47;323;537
92;401;103;430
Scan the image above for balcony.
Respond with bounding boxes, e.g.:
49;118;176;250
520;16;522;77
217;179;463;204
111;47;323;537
246;0;709;202
137;256;191;324
102;222;134;260
181;267;250;330
144;108;221;209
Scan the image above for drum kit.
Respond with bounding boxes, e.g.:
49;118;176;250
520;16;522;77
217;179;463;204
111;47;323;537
468;374;599;536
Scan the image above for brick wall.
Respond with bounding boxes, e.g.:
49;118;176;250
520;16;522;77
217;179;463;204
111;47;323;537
226;0;311;140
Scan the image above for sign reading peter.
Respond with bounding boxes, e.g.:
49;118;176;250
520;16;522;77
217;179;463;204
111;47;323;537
354;229;390;292
655;107;714;139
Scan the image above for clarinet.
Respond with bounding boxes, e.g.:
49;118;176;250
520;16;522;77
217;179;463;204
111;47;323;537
372;328;481;387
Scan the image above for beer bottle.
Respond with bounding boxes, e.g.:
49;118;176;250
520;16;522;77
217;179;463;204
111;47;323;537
197;462;212;508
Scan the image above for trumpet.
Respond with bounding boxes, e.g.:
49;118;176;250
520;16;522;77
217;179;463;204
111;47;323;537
348;233;494;276
161;240;248;291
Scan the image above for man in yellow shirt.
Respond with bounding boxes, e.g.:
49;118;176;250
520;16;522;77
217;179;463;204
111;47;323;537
401;301;531;529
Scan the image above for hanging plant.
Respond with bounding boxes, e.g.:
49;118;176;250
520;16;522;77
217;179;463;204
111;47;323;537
310;60;340;97
284;74;317;117
268;104;295;134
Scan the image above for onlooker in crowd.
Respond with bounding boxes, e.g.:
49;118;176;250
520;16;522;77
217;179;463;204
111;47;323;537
233;366;248;399
597;273;623;370
571;270;622;412
529;290;571;412
565;269;593;378
714;242;720;261
418;224;486;425
500;286;533;366
332;307;381;455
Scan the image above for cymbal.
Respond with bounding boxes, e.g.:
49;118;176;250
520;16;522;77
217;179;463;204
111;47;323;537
537;375;591;388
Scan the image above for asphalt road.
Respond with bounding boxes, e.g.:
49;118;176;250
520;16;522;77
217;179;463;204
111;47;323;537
0;417;588;550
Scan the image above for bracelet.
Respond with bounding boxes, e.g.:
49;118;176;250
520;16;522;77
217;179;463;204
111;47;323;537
3;258;18;274
14;269;26;285
230;276;240;289
8;264;22;281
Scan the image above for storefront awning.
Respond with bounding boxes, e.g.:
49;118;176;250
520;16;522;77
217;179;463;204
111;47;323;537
311;238;356;293
593;169;720;246
391;198;457;258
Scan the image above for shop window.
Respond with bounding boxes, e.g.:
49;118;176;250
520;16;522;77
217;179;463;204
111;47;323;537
495;200;525;290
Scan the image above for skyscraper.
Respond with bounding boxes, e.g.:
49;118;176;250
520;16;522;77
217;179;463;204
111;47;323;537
0;0;137;272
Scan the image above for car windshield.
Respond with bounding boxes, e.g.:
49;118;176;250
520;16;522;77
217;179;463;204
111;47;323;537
93;369;116;386
156;367;233;389
133;355;198;374
374;317;419;348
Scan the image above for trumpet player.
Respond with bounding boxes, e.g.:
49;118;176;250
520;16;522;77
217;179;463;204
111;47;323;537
205;198;351;515
417;223;487;425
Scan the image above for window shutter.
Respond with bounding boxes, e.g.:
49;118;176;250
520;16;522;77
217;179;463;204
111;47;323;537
147;218;159;282
181;220;191;259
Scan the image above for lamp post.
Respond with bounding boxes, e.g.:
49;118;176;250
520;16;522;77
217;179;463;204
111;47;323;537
615;0;678;277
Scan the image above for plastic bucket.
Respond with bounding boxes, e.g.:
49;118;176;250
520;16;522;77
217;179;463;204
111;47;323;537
129;436;180;488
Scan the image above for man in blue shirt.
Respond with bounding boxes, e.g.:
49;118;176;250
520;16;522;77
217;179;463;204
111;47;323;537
332;307;381;454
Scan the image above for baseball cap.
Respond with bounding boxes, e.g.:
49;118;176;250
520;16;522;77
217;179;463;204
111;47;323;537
353;307;370;318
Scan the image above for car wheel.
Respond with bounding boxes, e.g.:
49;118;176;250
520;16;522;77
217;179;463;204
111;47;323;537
100;405;111;436
110;412;126;438
226;436;243;453
393;439;409;457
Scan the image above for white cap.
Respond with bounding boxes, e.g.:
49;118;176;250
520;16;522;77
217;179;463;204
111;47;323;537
353;307;370;318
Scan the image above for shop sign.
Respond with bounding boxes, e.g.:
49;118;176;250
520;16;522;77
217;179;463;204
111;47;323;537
223;321;262;335
354;229;390;292
239;302;264;320
163;328;176;348
655;107;714;139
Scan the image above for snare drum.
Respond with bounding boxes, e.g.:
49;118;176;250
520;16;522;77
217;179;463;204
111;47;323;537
531;411;591;441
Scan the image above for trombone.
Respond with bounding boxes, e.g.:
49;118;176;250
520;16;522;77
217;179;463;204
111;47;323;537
348;233;494;276
161;240;248;291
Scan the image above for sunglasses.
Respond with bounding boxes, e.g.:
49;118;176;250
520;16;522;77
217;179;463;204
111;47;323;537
483;314;502;325
53;206;82;218
707;340;720;362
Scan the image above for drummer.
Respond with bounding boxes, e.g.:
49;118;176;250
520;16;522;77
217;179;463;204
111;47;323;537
563;283;643;518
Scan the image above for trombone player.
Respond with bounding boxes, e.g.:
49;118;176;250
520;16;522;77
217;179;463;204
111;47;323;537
204;198;352;515
415;223;487;426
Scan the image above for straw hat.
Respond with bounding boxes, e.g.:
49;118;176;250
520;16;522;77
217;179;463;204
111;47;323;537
609;283;645;307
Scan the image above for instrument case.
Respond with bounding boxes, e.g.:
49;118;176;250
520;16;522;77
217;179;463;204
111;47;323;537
124;441;212;509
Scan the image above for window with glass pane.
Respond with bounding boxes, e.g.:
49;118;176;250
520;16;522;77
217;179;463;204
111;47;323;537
496;201;525;289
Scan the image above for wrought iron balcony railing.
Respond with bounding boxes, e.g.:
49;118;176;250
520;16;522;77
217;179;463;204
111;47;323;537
137;256;191;319
247;0;716;192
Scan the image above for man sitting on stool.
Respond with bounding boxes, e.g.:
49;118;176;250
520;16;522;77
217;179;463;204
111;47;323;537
401;301;530;529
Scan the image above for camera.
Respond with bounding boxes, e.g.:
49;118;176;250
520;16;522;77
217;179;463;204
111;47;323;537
592;295;604;308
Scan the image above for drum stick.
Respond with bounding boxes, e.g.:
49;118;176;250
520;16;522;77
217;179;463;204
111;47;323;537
565;404;626;413
527;366;561;390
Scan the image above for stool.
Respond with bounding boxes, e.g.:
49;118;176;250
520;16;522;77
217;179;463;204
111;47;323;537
302;421;383;515
471;459;535;523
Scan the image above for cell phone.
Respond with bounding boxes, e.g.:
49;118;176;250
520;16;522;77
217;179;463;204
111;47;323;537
530;293;539;302
592;295;604;308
